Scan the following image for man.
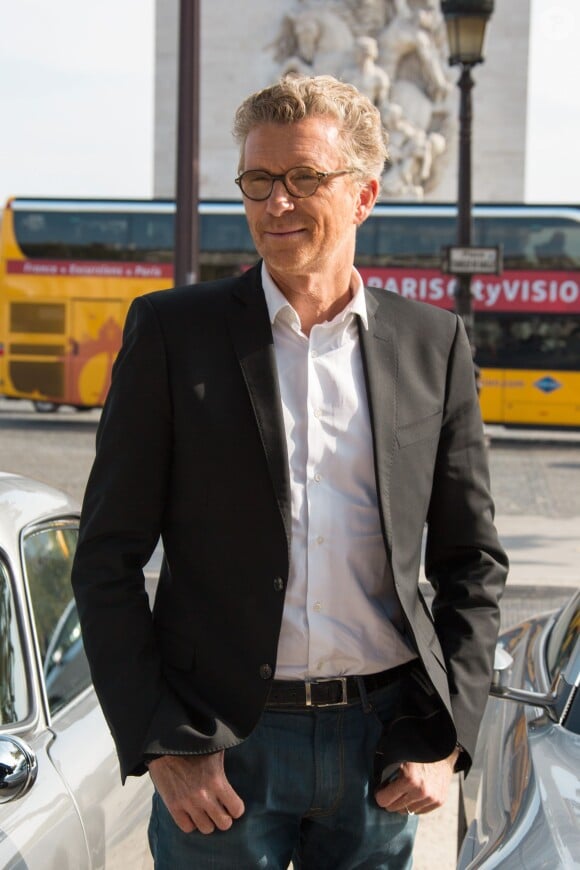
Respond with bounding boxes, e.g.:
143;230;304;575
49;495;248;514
72;74;508;869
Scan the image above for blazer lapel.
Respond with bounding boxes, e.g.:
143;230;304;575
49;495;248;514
227;267;291;550
359;288;398;555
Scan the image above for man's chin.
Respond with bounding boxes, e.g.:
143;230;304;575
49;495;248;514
260;249;308;274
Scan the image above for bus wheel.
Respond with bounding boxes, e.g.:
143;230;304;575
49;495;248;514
33;401;58;413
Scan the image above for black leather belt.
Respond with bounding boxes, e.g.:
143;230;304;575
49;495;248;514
266;662;414;709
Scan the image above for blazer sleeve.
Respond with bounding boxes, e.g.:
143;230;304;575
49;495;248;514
425;315;509;763
72;295;193;780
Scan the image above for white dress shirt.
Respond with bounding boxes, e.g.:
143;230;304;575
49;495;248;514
262;264;415;680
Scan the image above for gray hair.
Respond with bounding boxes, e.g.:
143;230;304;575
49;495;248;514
232;74;388;179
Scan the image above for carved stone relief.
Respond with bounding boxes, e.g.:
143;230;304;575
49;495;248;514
269;0;455;200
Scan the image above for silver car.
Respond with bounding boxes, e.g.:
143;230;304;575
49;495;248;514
458;590;580;868
0;472;153;868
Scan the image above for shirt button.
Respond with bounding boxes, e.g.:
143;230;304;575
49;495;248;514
314;408;322;419
314;473;322;483
316;536;324;545
273;577;284;592
313;601;322;612
259;664;273;680
311;349;318;358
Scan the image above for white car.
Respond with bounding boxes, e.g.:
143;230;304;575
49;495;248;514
458;589;580;868
0;472;153;868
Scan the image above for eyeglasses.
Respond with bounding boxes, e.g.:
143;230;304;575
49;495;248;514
235;166;356;201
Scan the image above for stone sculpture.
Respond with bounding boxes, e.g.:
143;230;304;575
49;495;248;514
269;0;454;200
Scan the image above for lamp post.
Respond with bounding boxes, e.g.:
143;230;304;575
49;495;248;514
174;0;201;287
441;0;494;349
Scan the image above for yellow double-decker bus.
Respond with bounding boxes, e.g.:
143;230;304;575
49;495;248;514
355;204;580;428
1;197;579;425
0;197;252;411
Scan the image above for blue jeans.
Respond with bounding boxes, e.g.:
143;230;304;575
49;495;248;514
148;681;418;869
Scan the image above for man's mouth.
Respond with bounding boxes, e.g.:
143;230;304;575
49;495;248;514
263;227;305;237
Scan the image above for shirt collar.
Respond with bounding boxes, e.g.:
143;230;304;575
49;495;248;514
261;262;369;331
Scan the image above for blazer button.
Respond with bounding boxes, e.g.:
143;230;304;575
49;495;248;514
273;577;284;592
259;664;273;680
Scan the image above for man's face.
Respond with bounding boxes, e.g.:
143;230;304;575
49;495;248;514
241;116;376;285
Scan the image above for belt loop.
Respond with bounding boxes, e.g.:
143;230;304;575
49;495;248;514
355;676;372;713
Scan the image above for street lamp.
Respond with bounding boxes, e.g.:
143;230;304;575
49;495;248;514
174;0;201;288
441;0;494;348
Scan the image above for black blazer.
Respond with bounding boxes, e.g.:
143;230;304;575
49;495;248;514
72;263;508;781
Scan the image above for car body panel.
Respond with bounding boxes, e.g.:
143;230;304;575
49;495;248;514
0;472;153;869
458;594;580;869
48;689;153;869
0;728;90;868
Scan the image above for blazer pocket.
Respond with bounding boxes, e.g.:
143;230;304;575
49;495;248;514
396;410;443;449
156;625;196;671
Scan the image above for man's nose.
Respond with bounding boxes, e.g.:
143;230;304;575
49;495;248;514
265;179;295;215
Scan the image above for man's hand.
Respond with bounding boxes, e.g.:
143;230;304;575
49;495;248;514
374;748;459;815
148;752;245;834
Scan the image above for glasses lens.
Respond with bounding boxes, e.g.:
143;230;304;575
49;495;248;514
240;171;273;200
285;168;320;197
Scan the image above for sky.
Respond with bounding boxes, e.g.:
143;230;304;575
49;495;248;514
0;0;578;207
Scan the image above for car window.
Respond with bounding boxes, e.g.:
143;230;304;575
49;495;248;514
22;524;91;716
0;558;29;725
546;593;580;683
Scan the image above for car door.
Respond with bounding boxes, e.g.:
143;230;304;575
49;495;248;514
21;519;153;870
0;552;91;869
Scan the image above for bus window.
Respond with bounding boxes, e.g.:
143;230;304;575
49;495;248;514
476;314;580;371
14;209;132;261
476;216;580;270
357;215;456;267
130;213;174;262
200;213;255;256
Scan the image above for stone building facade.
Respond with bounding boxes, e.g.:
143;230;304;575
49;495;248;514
154;0;530;203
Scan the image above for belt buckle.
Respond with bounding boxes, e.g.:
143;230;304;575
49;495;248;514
305;677;348;707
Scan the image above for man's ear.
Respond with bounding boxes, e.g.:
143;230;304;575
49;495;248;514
355;178;379;225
